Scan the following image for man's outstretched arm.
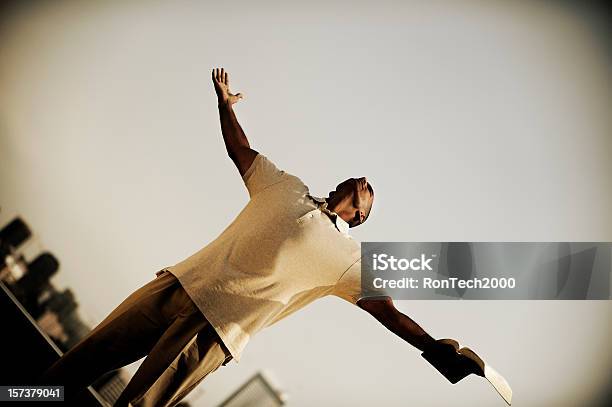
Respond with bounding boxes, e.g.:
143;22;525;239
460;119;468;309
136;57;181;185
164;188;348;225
212;67;258;176
357;296;436;351
358;297;494;388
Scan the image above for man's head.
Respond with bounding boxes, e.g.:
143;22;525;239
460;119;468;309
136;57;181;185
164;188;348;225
325;177;374;228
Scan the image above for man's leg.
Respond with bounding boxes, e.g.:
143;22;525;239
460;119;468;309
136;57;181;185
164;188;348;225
39;271;182;399
127;324;232;407
113;296;211;406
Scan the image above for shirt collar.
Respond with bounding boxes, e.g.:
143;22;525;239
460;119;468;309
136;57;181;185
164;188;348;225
308;195;350;237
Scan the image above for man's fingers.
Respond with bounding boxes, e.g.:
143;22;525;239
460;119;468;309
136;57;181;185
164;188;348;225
212;67;232;86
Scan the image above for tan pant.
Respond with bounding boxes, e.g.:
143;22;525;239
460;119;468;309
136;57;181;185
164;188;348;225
41;270;232;407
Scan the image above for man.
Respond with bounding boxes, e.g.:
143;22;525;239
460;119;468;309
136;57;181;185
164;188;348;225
41;68;464;406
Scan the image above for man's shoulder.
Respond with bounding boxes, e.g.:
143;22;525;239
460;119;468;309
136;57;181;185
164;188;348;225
262;165;310;196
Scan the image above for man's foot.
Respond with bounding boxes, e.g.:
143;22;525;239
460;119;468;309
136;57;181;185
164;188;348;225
212;67;244;106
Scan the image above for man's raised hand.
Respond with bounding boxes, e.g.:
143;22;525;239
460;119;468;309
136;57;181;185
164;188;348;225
212;67;244;106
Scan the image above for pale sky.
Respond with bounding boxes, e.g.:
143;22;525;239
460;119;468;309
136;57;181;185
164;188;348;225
1;1;611;406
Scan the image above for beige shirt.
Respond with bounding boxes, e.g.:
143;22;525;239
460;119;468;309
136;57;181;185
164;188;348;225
161;154;366;362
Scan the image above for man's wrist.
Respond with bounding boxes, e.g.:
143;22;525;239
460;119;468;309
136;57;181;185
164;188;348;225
218;99;231;109
419;334;437;352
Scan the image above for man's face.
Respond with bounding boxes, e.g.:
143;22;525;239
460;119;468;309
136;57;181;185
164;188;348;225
327;177;374;226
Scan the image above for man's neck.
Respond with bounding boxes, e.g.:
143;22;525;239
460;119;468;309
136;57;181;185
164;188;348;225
324;197;352;224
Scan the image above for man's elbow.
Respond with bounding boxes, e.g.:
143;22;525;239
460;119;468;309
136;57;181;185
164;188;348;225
358;296;399;328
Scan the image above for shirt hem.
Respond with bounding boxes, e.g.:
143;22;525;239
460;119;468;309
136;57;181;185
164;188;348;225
166;268;243;363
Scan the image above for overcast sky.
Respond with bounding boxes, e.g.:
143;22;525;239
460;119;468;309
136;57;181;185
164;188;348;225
1;1;611;406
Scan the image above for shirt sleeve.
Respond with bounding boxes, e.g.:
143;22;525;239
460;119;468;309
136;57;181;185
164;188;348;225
331;260;362;305
332;258;390;305
241;153;287;197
